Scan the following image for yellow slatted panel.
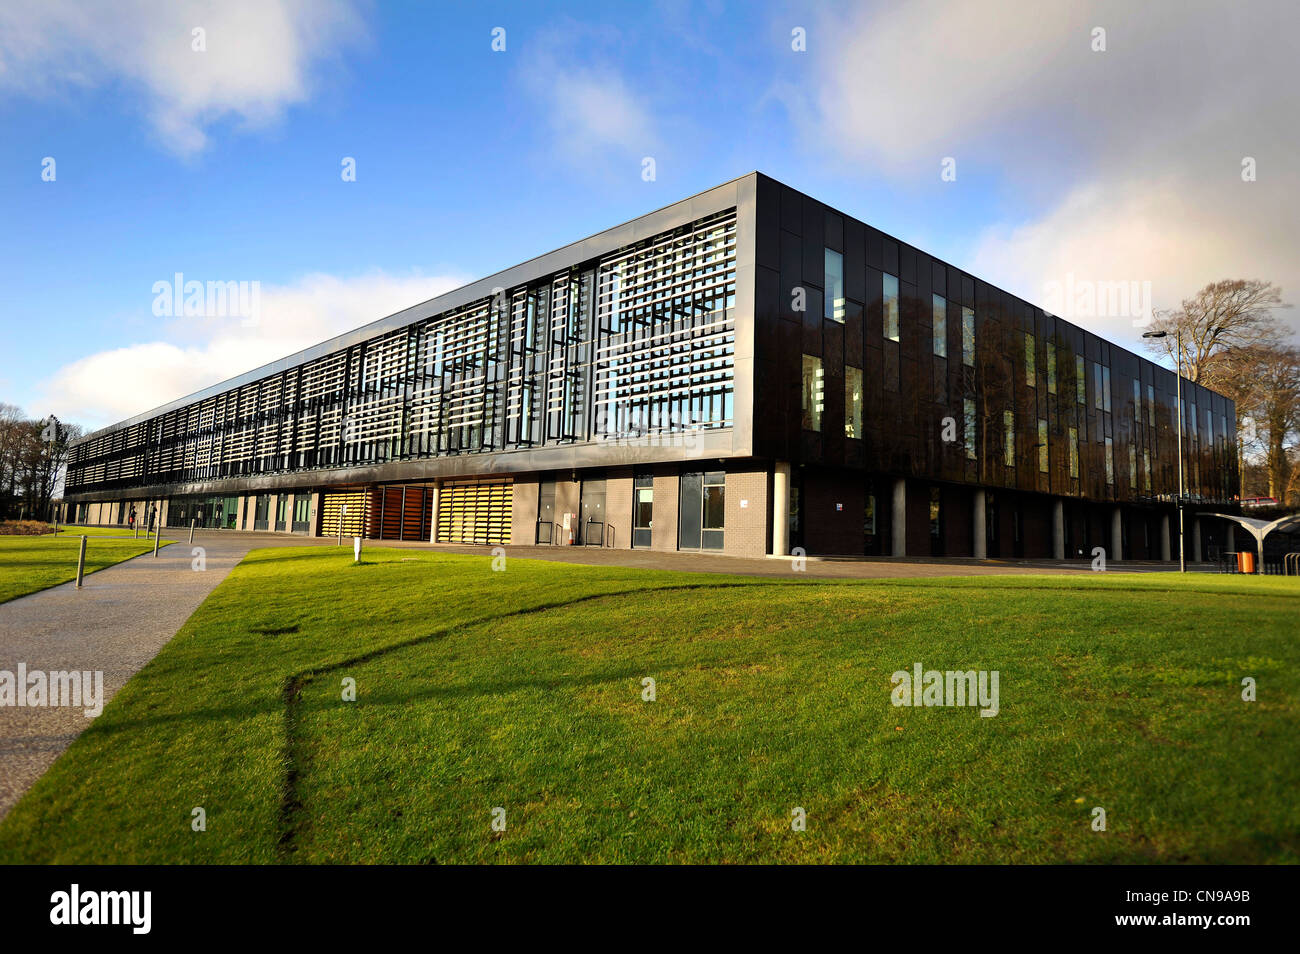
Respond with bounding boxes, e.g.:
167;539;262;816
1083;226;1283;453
320;489;370;536
436;479;512;545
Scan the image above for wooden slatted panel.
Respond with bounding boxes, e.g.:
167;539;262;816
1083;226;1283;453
402;488;430;541
320;489;370;536
436;479;512;545
370;486;435;540
379;487;403;539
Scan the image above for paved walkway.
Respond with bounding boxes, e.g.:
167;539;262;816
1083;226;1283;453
0;532;305;819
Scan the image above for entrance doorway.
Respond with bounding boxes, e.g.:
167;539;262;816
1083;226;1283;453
679;470;725;550
632;474;653;548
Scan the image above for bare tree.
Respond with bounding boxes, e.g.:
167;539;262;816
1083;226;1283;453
0;409;84;521
1143;280;1289;382
1247;346;1300;501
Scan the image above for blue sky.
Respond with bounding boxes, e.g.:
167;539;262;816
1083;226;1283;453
1;0;1295;430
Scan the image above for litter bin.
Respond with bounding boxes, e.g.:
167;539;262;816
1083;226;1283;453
1237;551;1256;574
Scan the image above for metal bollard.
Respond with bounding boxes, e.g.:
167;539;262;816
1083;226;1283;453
153;520;161;557
75;535;87;589
189;519;196;544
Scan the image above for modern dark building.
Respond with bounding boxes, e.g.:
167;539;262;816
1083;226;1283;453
64;173;1239;561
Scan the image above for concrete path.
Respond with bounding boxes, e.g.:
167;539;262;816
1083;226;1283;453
0;531;305;819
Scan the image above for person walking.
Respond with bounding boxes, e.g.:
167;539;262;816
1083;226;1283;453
148;504;157;533
128;505;136;531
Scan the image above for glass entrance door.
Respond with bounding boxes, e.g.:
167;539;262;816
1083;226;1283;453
292;494;311;533
678;471;725;550
632;474;653;548
579;479;606;545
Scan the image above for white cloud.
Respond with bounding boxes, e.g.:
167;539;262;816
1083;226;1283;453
39;270;470;430
806;0;1300;345
0;0;363;154
517;24;658;166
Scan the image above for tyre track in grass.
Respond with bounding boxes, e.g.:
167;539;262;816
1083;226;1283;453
275;580;774;859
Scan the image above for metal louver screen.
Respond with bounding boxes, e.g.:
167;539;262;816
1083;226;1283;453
436;479;512;545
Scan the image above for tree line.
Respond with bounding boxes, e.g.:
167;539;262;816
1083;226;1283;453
0;405;83;522
1142;279;1299;505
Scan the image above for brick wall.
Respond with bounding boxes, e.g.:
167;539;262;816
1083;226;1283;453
605;468;633;550
651;469;679;551
723;464;769;558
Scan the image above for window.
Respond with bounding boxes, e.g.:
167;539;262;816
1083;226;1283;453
1047;346;1056;394
1076;356;1086;404
1147;384;1155;426
824;249;844;322
932;294;947;357
961;306;974;366
929;487;941;538
1102;366;1112;413
1068;427;1079;478
883;274;900;342
1025;333;1036;385
1004;409;1015;467
845;366;863;439
1128;444;1137;486
964;398;977;460
865;495;876;535
1093;362;1104;411
1038;419;1048;473
1143;448;1152;491
802;355;823;432
1104;436;1114;485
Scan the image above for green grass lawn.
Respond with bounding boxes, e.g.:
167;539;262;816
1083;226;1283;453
0;547;1296;864
0;530;172;604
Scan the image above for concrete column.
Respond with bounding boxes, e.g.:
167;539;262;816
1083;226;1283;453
1110;508;1123;563
771;462;791;555
428;480;441;543
1192;517;1202;563
1160;513;1171;562
972;488;987;559
891;478;907;557
1052;499;1065;561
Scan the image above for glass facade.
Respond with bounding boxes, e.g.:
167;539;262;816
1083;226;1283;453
68;210;738;494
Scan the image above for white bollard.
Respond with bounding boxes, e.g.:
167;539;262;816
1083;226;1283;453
353;536;361;562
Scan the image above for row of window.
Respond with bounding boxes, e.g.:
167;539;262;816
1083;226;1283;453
803;351;1173;491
